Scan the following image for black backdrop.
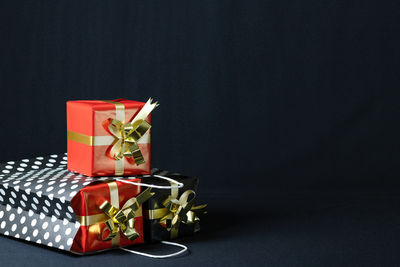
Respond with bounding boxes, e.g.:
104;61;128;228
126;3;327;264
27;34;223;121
1;1;400;265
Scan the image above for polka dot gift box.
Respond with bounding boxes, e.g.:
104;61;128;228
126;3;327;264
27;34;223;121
0;154;155;254
67;98;158;177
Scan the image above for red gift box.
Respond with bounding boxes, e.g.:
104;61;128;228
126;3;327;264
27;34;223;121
70;178;152;254
67;98;157;177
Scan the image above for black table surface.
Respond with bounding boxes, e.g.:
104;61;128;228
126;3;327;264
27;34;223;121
1;187;399;267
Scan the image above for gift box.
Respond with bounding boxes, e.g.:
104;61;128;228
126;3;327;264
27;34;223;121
141;170;207;242
67;98;158;177
0;154;153;254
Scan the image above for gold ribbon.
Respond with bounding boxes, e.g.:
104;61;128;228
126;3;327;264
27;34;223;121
146;188;207;239
100;187;154;242
67;98;158;175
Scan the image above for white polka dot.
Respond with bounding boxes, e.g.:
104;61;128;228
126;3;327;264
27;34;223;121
60;196;66;203
33;197;39;204
0;211;3;218
10;191;16;198
17;168;25;172
34;161;42;165
39;213;45;220
35;184;42;190
2;170;10;174
53;225;60;232
57;189;65;194
28;210;34;217
7;161;15;164
22;226;28;234
66;213;72;219
0;196;3;202
46;163;54;167
6;204;11;211
32;166;39;170
11;224;17;231
46;186;54;192
9;213;15;221
56;203;62;210
63;218;68;225
4;231;9;235
20;163;28;167
44;232;49;240
21;194;28;201
31;219;37;226
48;194;54;200
5;165;13;170
32;229;38;237
75;221;80;228
69;191;77;198
55;235;61;243
22;159;29;162
67;238;73;246
31;203;37;210
48;181;55;186
63;156;67;160
20;216;26;224
59;245;64;249
60;161;67;164
65;228;71;235
43;206;49;213
36;239;41;244
36;157;44;160
49;159;56;163
42;221;48;229
47;242;53;247
25;236;30;241
36;191;42;197
0;189;5;196
51;216;57;222
44;199;50;206
54;209;60;216
15;234;20;238
9;198;15;205
24;182;31;187
0;221;6;229
20;200;26;207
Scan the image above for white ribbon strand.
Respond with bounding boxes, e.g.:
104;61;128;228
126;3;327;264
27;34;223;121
120;241;188;258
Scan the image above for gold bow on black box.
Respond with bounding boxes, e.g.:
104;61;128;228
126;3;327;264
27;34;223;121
147;189;207;239
100;187;154;241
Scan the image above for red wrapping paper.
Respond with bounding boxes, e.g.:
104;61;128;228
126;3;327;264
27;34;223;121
67;99;151;177
70;178;144;254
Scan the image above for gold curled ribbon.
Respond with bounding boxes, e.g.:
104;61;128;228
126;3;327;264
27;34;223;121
147;188;207;239
106;98;158;175
100;187;154;242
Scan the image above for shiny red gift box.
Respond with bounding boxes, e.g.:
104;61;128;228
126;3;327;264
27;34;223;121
67;99;156;177
70;178;146;254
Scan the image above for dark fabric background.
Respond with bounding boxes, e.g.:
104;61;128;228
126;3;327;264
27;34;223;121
1;1;400;266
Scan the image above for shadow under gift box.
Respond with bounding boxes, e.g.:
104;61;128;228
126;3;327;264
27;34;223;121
67;99;152;177
0;156;147;254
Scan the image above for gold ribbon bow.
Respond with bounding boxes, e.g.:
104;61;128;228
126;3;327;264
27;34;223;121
148;189;207;239
100;187;154;242
106;98;158;168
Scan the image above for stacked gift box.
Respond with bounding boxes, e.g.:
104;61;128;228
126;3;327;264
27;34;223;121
0;98;206;255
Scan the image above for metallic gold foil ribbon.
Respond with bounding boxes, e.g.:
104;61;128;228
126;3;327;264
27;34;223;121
146;188;207;239
67;98;158;175
100;187;154;243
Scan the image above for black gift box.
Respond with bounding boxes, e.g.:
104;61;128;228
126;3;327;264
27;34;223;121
141;170;203;242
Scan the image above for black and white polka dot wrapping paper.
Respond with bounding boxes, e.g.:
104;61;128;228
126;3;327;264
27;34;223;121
0;153;116;253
